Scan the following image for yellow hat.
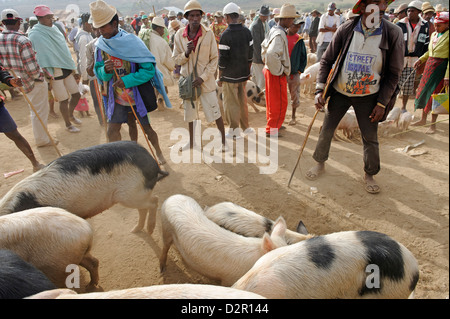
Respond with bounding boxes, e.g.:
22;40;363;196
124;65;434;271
89;0;117;28
275;4;300;19
184;0;203;18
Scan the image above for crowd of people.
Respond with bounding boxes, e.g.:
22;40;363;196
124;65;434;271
0;0;448;194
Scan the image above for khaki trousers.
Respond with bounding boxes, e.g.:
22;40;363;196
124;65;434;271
222;81;249;130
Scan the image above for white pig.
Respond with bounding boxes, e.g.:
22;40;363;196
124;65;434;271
0;207;99;288
26;284;266;299
300;62;320;95
398;111;413;131
334;109;359;140
0;141;168;233
159;194;288;286
204;202;313;244
232;230;419;299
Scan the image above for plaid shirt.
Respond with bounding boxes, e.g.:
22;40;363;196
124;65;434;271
0;30;44;93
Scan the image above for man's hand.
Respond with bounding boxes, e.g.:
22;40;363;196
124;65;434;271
9;77;23;88
314;92;325;111
217;80;222;87
192;76;203;88
185;41;195;57
104;59;115;74
112;78;125;89
413;59;423;69
369;104;385;123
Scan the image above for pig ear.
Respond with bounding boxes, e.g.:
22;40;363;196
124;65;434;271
306;74;311;79
261;233;277;253
271;216;287;237
296;220;309;235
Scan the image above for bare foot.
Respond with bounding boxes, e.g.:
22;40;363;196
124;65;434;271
425;126;436;134
305;163;325;181
157;153;167;165
411;120;426;127
288;119;296;125
364;174;380;194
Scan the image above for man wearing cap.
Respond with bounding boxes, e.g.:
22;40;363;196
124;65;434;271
307;0;404;194
218;2;254;137
119;16;134;34
249;5;271;91
396;1;430;112
316;2;341;61
28;5;82;133
309;10;321;53
261;4;299;137
286;18;307;125
0;9;54;147
172;0;226;151
90;0;168;164
147;16;176;109
177;12;188;26
421;2;436;35
268;8;280;29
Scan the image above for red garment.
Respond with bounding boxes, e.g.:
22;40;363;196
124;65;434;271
183;25;203;50
75;97;89;112
264;68;288;134
287;33;299;56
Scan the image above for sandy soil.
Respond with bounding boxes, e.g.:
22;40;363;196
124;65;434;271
0;81;448;299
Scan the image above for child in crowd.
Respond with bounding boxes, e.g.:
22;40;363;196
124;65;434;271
74;73;91;117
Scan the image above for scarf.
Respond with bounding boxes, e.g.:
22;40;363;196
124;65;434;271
28;23;76;76
95;28;171;118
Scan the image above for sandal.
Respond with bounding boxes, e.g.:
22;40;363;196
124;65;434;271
363;177;380;194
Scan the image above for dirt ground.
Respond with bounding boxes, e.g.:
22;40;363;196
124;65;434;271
0;81;448;299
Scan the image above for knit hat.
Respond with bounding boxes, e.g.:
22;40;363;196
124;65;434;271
275;4;300;18
89;0;117;28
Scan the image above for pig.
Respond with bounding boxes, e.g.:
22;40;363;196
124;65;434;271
232;230;420;299
386;106;402;125
378;107;402;136
398;111;413;132
26;284;266;299
306;52;317;67
0;249;56;299
159;194;288;286
0;207;99;288
0;141;168;233
216;80;266;115
204;201;313;244
300;62;320;95
334;109;359;140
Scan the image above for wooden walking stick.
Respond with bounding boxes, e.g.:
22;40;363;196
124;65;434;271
287;50;343;187
9;70;62;157
92;78;108;140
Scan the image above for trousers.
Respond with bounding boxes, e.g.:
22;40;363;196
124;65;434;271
264;68;288;134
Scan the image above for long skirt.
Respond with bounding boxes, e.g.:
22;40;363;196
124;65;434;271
415;57;448;111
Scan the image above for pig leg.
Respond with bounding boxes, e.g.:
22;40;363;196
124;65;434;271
80;252;99;290
248;99;259;113
131;209;149;233
146;196;159;234
159;226;173;273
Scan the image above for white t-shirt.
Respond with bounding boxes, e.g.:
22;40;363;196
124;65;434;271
318;13;341;43
333;29;383;97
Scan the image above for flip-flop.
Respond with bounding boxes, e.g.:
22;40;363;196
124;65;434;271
363;177;380;194
305;168;323;181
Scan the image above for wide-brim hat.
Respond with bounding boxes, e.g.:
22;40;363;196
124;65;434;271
275;4;300;18
421;2;435;14
259;5;271;17
408;0;423;11
152;16;165;28
353;0;394;14
184;0;204;18
89;0;117;28
394;3;408;14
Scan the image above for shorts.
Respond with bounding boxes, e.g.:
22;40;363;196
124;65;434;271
183;90;221;123
110;103;150;125
0;105;18;133
51;69;79;102
398;67;416;96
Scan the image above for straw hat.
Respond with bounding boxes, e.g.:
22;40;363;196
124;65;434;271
170;19;181;29
394;3;408;14
184;0;203;18
408;0;423;11
89;0;117;28
214;11;224;18
152;16;165;28
275;4;300;18
421;2;435;14
435;4;444;12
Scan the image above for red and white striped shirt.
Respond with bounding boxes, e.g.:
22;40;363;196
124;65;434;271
0;30;44;93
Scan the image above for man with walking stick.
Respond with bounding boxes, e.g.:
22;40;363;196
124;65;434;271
0;9;57;148
304;0;404;194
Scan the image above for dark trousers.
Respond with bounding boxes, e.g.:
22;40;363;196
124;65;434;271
313;90;380;176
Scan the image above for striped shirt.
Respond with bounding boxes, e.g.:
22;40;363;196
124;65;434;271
0;30;44;93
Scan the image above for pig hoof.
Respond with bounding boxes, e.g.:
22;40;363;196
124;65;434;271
131;225;143;233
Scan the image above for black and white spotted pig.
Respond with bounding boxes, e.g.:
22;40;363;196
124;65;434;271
232;231;419;299
0;141;169;233
216;80;266;115
0;249;56;299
